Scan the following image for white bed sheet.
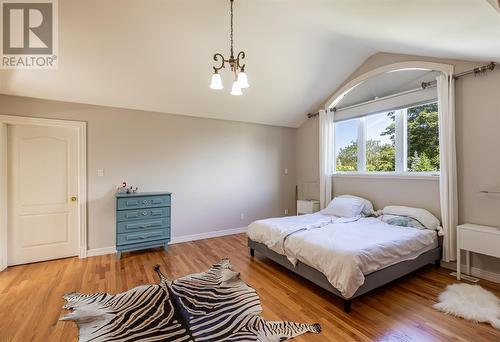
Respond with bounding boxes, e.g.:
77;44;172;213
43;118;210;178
247;215;438;299
246;213;334;255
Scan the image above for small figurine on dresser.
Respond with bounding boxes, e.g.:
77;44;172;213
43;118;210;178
116;181;138;194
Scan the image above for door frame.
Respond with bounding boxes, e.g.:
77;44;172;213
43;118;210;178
0;115;87;270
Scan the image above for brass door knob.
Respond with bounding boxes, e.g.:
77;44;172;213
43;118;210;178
71;196;78;202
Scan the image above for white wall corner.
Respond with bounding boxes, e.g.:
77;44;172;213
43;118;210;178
441;261;500;284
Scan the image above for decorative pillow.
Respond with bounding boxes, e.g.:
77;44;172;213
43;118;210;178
338;194;373;216
380;214;425;229
320;196;365;218
382;205;441;231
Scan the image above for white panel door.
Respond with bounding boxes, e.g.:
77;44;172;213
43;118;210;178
7;124;78;265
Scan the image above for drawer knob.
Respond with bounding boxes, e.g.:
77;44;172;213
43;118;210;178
142;211;148;216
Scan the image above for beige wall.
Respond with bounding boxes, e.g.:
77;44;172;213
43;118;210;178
296;52;500;274
332;176;441;219
0;95;296;250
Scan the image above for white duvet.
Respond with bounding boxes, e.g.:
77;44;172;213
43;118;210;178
247;215;437;298
247;213;334;255
247;213;359;255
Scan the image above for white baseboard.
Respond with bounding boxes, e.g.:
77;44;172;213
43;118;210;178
86;246;117;257
83;227;247;257
441;261;500;284
170;227;247;244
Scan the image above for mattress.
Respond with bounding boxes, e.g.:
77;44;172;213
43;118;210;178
247;216;438;298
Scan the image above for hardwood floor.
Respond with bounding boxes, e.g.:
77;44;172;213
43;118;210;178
1;233;499;342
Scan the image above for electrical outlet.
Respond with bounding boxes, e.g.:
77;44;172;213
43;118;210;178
284;168;288;175
240;213;245;220
284;209;289;215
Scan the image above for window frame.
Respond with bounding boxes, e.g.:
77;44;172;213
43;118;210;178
334;100;440;179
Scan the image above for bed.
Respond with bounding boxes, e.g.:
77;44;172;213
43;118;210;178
247;213;442;313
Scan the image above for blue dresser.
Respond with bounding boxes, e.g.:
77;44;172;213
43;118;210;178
115;192;171;259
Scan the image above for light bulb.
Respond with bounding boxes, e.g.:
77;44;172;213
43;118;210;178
237;71;249;88
230;81;243;96
210;72;223;90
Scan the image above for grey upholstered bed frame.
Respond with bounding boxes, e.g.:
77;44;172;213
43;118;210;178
248;237;442;313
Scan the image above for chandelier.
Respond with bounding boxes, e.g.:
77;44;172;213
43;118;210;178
209;0;249;95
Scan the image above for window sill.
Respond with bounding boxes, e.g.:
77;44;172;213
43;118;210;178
333;172;439;181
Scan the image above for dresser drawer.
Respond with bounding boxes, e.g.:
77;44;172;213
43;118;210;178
117;207;170;222
117;217;170;233
117;195;170;210
117;228;170;246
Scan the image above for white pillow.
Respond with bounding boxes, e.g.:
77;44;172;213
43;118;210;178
338;194;373;216
321;197;365;218
382;205;441;231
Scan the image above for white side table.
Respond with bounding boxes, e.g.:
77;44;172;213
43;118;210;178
456;223;500;280
297;200;320;215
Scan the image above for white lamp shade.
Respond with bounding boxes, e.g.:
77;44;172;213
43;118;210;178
237;71;249;88
230;81;243;96
210;73;223;90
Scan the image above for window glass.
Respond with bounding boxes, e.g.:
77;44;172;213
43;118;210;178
407;103;440;172
335;118;358;171
366;112;395;172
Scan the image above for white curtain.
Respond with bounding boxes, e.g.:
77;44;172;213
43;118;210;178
437;74;458;262
319;109;335;209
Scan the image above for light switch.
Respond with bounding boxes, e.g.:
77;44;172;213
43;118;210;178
284;168;288;175
97;169;104;177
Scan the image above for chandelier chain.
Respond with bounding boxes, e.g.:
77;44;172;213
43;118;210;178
230;0;234;58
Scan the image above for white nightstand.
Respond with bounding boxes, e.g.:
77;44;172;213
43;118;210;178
297;200;320;215
456;223;500;280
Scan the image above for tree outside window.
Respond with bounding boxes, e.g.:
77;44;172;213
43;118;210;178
335;103;439;173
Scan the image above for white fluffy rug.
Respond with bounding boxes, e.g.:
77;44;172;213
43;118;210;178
433;283;500;329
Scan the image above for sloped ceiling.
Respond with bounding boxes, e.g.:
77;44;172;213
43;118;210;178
0;0;499;128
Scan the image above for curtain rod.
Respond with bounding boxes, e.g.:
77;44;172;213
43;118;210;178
334;86;435;113
422;61;496;89
307;109;332;118
307;61;497;119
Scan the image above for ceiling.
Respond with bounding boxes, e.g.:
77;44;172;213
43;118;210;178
338;70;439;108
0;0;499;128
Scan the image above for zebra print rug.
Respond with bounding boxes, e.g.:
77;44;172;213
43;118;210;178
60;258;321;341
